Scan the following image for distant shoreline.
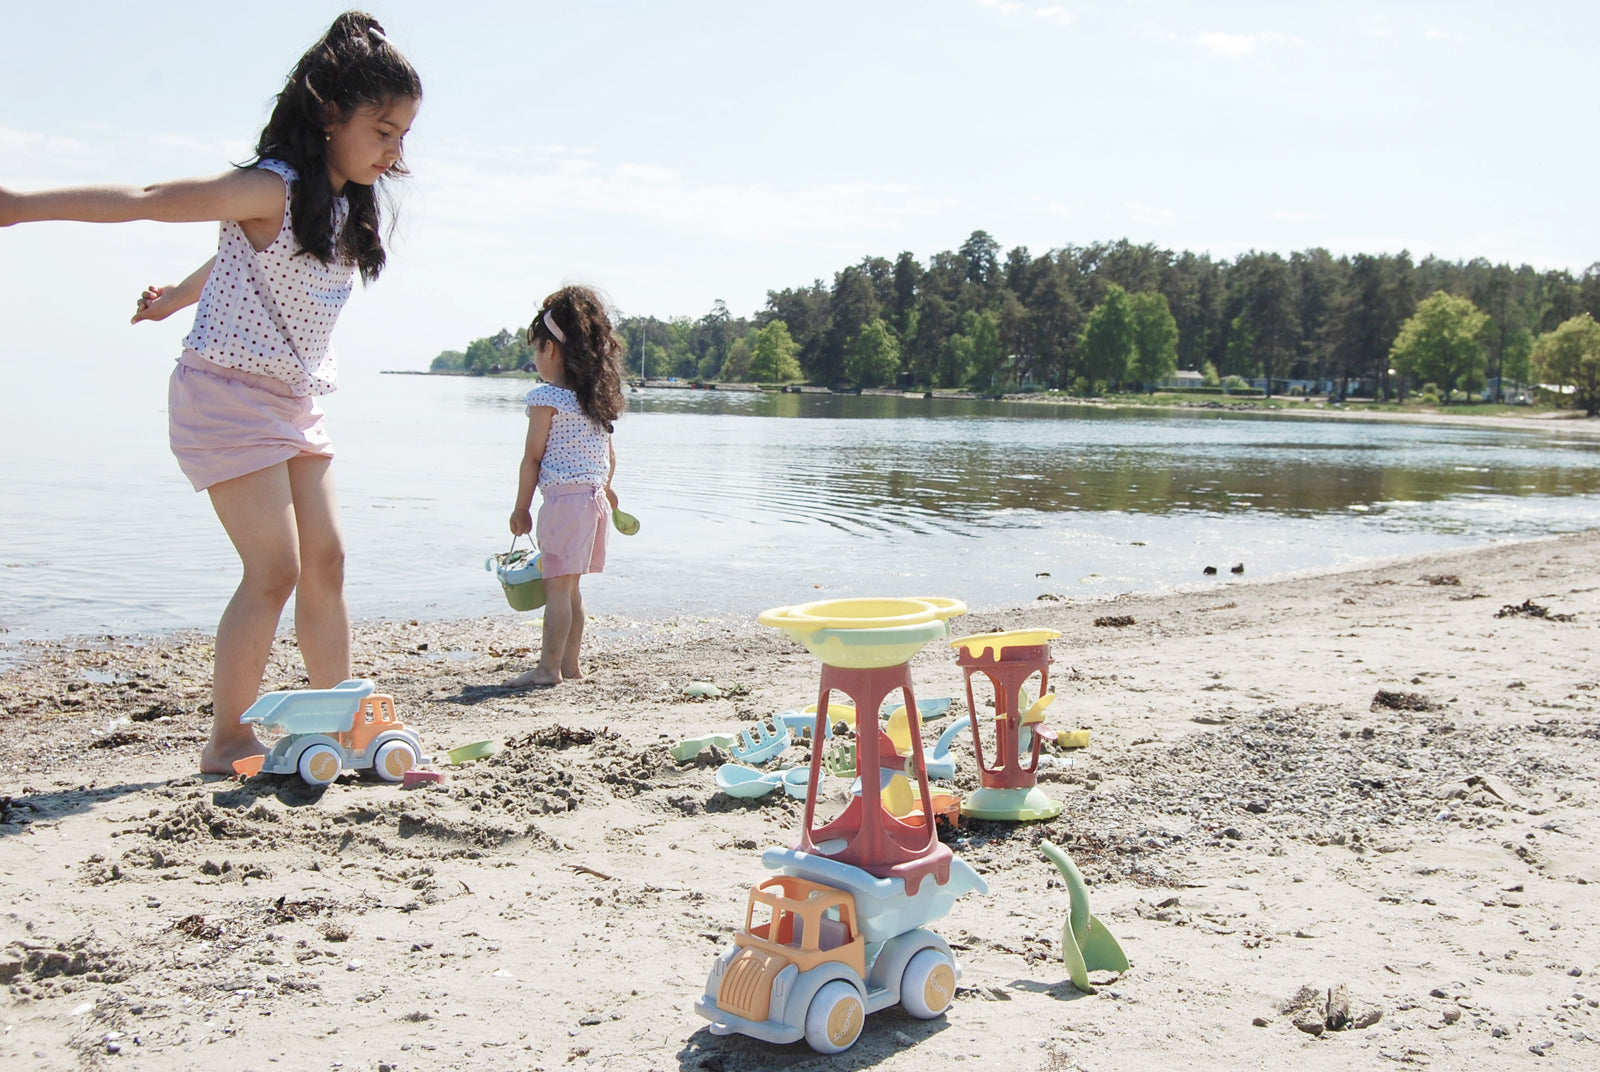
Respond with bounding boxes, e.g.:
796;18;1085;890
381;369;1600;435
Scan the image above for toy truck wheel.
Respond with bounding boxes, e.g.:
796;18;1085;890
372;740;418;782
803;980;865;1054
297;743;343;786
899;948;957;1019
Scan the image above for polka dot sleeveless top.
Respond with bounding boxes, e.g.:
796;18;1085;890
181;160;354;397
525;384;611;488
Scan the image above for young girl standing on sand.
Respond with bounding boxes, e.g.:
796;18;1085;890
0;12;421;773
508;287;626;687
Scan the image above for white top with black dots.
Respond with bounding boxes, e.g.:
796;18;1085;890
525;384;610;488
181;159;353;397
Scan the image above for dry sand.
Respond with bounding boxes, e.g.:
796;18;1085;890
3;532;1599;1071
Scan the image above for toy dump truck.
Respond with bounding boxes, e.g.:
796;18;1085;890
694;847;986;1054
240;678;421;786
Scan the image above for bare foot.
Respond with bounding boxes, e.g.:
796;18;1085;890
505;667;561;688
200;735;267;776
560;662;583;681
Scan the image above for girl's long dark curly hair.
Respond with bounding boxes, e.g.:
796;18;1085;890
527;287;627;432
252;11;421;283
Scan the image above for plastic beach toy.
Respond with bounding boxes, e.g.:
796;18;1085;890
698;596;983;1054
611;507;640;535
729;717;791;764
671;733;739;761
758;597;967;669
487;538;545;612
1040;840;1128;994
950;629;1066;822
714;764;817;801
238;679;422;787
446;739;502;764
716;763;788;798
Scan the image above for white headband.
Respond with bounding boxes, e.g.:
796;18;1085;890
542;309;566;344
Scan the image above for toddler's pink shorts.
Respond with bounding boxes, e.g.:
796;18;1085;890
537;483;608;577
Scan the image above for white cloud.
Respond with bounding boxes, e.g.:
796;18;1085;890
1195;31;1305;59
1263;210;1324;223
976;0;1025;13
1035;6;1075;27
410;145;955;246
1124;202;1176;227
1424;27;1467;43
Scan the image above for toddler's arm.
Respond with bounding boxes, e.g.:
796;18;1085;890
509;405;555;536
132;256;216;324
604;441;619;509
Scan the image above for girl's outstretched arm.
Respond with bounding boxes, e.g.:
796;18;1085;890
509;406;555;536
0;168;283;232
132;256;215;324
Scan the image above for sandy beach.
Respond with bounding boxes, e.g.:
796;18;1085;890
3;531;1599;1071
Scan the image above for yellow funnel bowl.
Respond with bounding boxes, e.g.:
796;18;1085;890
759;597;968;669
949;628;1062;660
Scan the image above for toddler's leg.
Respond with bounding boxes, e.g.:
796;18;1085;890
560;580;585;681
203;463;302;773
287;455;351;688
506;573;579;687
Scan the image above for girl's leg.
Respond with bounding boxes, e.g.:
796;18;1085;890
506;573;579;687
202;463;302;773
560;579;585;680
286;455;350;688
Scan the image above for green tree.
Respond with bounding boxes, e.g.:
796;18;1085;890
429;349;465;372
1128;291;1179;389
961;309;1003;389
747;319;802;382
844;318;901;387
720;335;753;382
464;336;499;375
1079;284;1136;390
1389;291;1489;403
1530;313;1600;416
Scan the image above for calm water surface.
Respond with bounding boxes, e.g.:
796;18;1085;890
4;372;1600;658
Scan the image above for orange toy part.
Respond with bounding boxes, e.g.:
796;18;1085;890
336;694;405;753
718;876;867;1023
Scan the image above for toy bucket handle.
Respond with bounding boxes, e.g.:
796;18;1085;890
486;533;538;571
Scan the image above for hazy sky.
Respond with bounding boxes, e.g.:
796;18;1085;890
2;0;1595;377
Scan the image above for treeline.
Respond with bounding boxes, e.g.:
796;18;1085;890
433;231;1600;405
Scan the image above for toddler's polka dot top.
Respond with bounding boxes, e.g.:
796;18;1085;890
525;384;611;488
181;160;353;397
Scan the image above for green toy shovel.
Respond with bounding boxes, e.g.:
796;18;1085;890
1041;840;1129;994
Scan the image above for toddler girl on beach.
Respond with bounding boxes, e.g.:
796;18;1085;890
507;287;627;687
0;12;421;774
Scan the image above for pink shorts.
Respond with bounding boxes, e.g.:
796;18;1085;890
168;352;334;491
537;483;609;577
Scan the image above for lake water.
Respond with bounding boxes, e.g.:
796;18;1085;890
5;372;1600;661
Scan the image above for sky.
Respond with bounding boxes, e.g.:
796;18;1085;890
2;0;1597;379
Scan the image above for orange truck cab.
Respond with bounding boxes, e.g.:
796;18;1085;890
694;874;959;1054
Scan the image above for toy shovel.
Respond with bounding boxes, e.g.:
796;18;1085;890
1041;840;1128;994
612;508;640;535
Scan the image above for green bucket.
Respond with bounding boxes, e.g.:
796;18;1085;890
489;543;546;612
